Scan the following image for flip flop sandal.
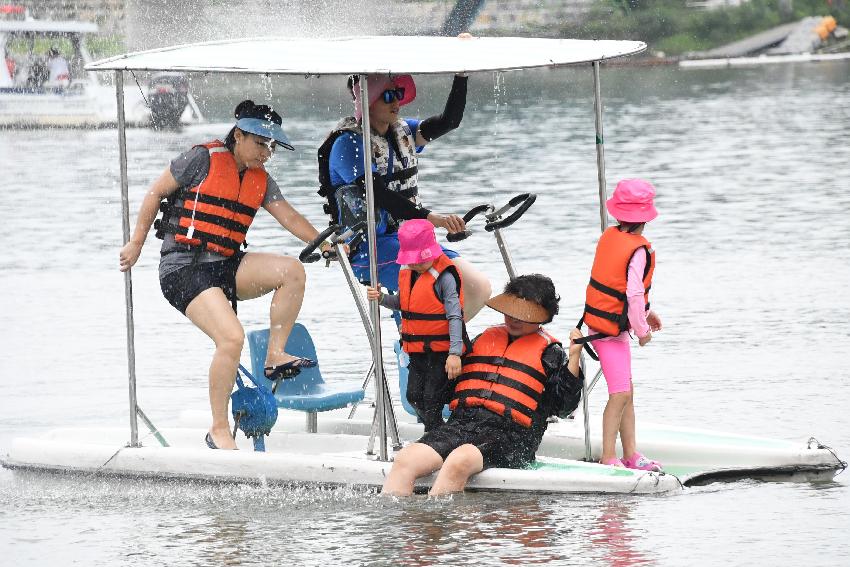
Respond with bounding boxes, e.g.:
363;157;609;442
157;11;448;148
205;432;237;450
205;432;219;449
264;357;317;381
601;457;625;467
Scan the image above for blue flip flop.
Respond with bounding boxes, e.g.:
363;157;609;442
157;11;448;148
264;357;317;381
205;432;237;450
205;432;219;449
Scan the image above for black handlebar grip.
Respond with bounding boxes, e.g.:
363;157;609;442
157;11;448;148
446;203;492;242
485;193;537;232
299;224;340;263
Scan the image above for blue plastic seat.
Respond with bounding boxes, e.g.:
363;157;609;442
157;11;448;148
247;325;365;431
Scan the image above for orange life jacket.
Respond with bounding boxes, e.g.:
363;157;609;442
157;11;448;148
158;141;267;257
449;325;558;428
583;226;655;336
399;254;466;354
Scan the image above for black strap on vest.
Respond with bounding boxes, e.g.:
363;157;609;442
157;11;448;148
462;355;548;383
588;277;626;301
572;316;603;361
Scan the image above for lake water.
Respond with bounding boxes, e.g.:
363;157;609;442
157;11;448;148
1;61;849;566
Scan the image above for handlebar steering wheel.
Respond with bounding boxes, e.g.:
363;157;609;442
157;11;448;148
446;204;494;242
485;193;537;232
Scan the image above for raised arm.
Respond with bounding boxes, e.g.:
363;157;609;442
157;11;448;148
415;74;468;147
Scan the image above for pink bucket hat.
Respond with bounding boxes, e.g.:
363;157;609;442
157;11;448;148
606;179;658;223
396;219;443;265
353;74;416;121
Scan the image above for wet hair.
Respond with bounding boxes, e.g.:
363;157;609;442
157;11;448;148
503;274;560;324
618;221;645;234
224;99;282;150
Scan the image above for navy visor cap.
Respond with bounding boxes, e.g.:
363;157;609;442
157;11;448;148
236;116;294;151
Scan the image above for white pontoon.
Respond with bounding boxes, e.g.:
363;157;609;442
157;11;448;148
1;35;843;494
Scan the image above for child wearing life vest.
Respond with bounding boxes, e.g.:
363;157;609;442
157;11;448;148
582;179;663;471
367;219;467;431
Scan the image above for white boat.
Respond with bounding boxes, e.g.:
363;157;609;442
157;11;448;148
679;51;850;69
1;35;844;495
0;14;202;128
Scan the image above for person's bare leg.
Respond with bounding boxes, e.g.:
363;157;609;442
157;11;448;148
235;252;306;368
429;444;484;495
601;392;631;463
382;443;444;496
185;288;244;450
452;257;491;322
619;388;637;460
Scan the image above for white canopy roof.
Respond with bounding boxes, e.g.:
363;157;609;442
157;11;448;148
0;20;99;34
87;36;645;75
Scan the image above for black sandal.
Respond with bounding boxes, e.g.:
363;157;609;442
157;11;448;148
264;357;316;381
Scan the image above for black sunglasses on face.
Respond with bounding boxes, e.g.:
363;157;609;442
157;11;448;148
381;88;405;103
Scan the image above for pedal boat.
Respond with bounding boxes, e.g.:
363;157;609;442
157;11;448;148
3;35;843;494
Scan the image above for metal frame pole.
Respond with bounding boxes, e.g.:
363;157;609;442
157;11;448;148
582;61;610;462
116;71;140;448
337;241;402;446
492;227;517;280
592;61;609;233
358;78;389;461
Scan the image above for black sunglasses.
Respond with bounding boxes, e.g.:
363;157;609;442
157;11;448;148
381;88;405;103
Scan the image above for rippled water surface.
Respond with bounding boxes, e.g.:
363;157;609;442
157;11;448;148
2;63;849;566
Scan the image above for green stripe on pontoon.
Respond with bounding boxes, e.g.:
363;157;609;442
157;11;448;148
530;461;635;477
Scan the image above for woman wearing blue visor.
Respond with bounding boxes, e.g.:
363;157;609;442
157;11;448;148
120;100;329;450
317;71;491;319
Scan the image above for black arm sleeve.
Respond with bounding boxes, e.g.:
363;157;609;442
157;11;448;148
540;343;584;418
355;174;432;221
418;75;468;142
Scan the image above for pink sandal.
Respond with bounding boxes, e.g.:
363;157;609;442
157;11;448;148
622;452;662;472
601;457;625;467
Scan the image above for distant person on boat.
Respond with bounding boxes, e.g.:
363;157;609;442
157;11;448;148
366;219;469;432
119;100;331;450
382;274;584;496
579;179;663;471
46;46;70;87
317;66;491;320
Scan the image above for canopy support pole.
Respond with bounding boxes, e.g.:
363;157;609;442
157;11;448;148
592;61;609;233
358;78;392;461
116;71;140;448
582;61;610;463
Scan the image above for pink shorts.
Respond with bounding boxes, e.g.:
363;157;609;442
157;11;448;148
591;335;632;395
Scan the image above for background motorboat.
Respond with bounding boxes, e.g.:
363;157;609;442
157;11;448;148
0;11;202;128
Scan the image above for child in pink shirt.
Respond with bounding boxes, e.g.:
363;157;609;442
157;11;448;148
583;179;663;471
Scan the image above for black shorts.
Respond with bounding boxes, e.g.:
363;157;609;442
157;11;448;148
159;251;245;314
417;406;539;469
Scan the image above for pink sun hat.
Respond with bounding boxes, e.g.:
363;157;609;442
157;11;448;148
606;179;658;223
353;74;417;120
396;219;444;265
